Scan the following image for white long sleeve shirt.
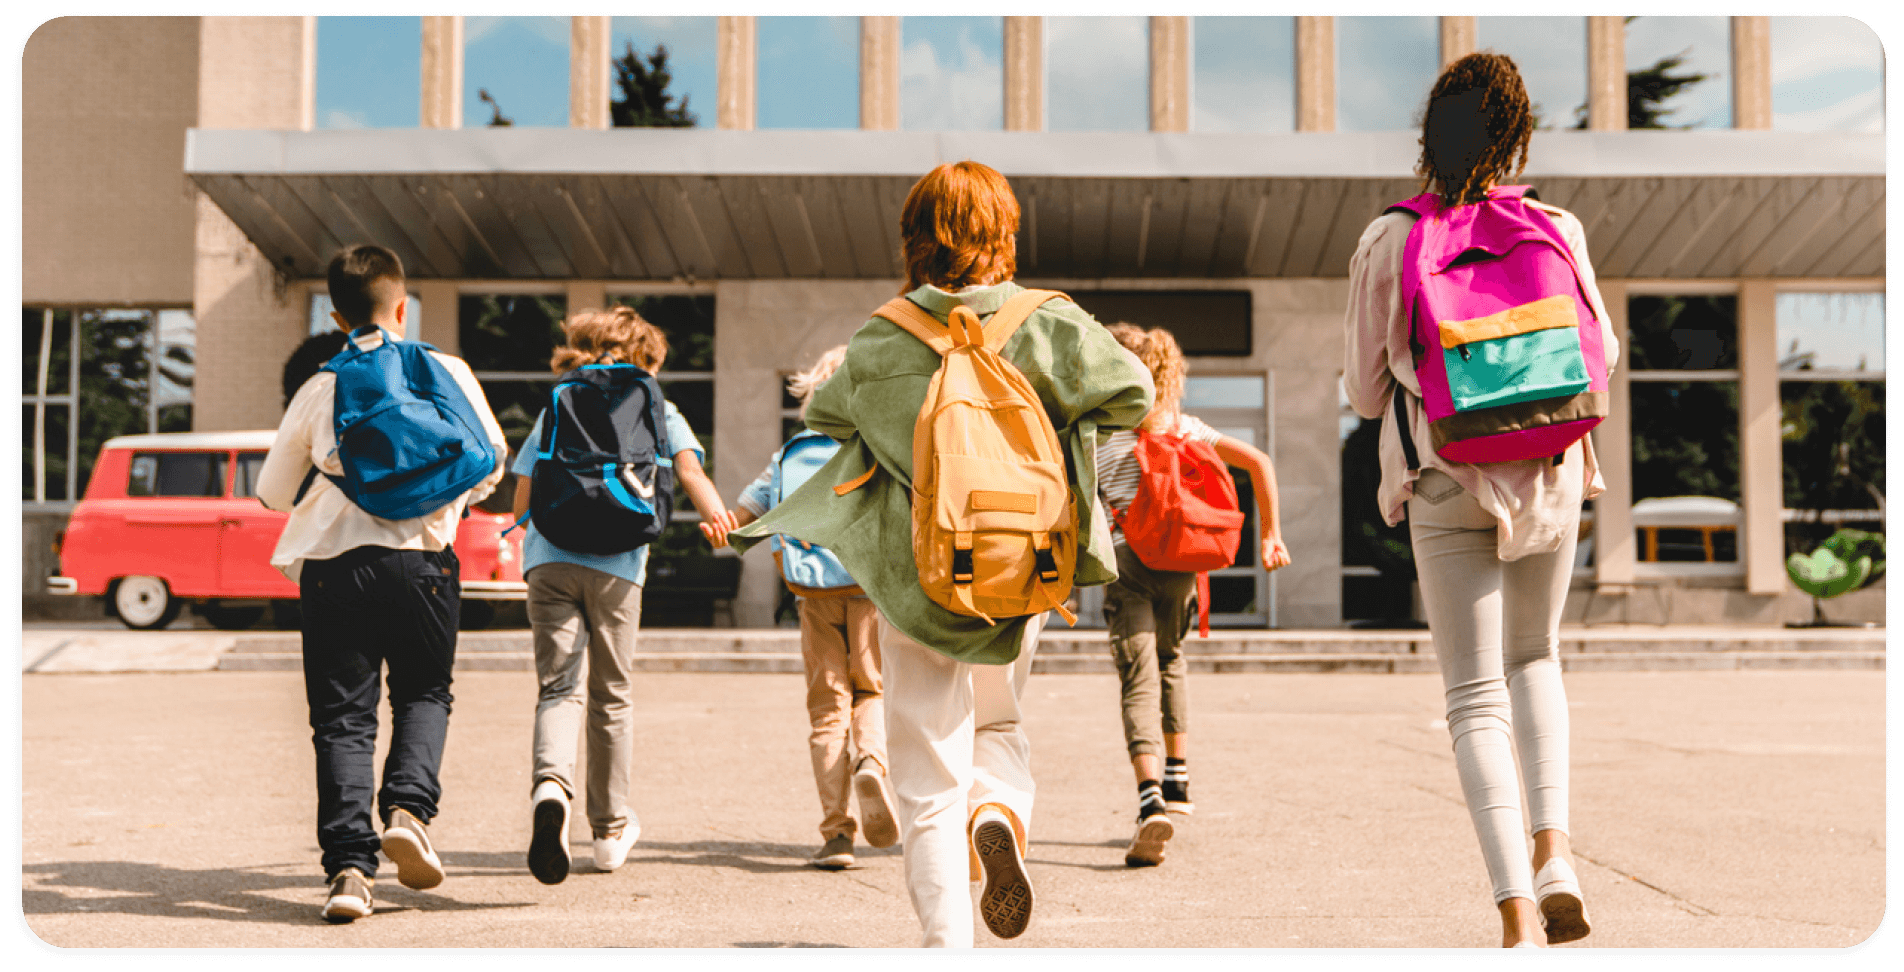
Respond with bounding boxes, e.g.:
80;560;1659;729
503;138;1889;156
255;329;509;582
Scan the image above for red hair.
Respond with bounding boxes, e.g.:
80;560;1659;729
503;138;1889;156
899;161;1020;293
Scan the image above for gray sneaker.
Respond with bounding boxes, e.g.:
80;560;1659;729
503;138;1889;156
810;833;855;870
322;868;373;924
382;807;445;890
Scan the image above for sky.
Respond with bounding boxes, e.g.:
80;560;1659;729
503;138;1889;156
311;15;1883;136
1775;293;1886;373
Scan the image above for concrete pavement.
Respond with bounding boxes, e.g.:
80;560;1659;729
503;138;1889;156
20;665;1887;950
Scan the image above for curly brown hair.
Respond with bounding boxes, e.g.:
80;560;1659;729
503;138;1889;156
1107;323;1183;432
899;161;1019;293
551;306;669;374
1416;52;1535;207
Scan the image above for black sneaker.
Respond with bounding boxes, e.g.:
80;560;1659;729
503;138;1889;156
1162;761;1194;815
322;868;373;923
382;807;445;890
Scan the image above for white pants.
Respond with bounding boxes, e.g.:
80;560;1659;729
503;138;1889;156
1408;468;1577;905
878;613;1044;948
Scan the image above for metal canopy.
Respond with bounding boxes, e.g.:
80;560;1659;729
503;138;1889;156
185;129;1884;281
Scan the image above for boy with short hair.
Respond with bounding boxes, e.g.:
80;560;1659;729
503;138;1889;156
257;244;509;923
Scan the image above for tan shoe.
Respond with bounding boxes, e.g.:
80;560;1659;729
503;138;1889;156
321;868;374;923
853;758;899;850
1535;858;1592;944
971;803;1033;940
381;807;445;890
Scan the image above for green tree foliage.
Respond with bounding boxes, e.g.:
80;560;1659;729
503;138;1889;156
611;41;697;128
1782;381;1885;550
77;312;154;496
478;88;513;127
1573;21;1712;131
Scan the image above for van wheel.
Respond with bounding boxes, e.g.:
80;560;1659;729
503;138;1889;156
112;576;181;630
199;603;267;630
459;600;496;631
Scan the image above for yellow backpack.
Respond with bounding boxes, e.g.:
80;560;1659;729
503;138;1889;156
867;290;1079;627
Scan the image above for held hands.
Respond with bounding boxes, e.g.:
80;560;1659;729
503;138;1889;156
699;509;741;549
1263;531;1292;572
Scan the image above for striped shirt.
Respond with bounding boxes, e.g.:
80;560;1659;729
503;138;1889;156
1096;412;1224;541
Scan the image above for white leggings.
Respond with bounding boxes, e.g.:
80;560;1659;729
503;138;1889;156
1408;468;1577;905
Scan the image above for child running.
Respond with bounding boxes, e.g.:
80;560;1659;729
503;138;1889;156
713;345;899;871
1097;324;1291;868
509;306;735;884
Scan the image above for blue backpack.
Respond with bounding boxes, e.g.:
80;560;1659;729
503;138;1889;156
320;326;496;521
526;363;674;556
771;430;862;597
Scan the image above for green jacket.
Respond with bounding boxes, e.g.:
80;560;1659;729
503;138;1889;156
730;282;1154;664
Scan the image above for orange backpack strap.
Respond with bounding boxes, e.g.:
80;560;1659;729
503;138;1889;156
980;289;1068;352
873;298;955;356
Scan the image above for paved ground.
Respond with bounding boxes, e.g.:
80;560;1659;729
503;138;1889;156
18;665;1889;953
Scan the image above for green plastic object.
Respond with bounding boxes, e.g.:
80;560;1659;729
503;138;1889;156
1786;529;1884;599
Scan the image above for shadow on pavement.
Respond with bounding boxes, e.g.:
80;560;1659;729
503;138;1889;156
618;838;899;875
24;860;533;925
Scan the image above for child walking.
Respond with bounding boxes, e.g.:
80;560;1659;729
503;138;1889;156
729;161;1152;947
509;306;735;884
1097;324;1291;868
714;345;899;871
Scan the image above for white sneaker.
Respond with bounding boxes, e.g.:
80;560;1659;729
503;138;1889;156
1534;857;1591;944
527;779;571;885
852;758;899;850
593;816;640;872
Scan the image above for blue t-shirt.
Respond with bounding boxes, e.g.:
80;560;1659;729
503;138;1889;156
511;400;704;587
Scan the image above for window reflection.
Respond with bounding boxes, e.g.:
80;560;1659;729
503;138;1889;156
1772;17;1884;133
901;17;1004;130
1476;18;1588;129
1336;17;1439;132
1047;17;1149;132
758;17;859;129
316;17;421;129
611;17;717;128
1777;293;1884;373
1192;16;1295;132
464;16;570;128
1624;16;1731;129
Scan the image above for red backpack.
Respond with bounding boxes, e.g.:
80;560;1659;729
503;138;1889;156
1107;429;1245;637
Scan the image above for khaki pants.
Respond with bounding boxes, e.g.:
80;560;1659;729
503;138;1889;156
1104;543;1196;759
797;595;887;840
527;562;641;837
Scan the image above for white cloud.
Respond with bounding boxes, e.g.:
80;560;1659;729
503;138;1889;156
1771;16;1885;86
464;16;568;50
323;109;369;130
1046;17;1150;131
1773;85;1885;134
901;29;1003;130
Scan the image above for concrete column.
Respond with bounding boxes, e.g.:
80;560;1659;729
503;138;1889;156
860;16;900;130
717;16;756;130
1594;280;1636;588
1149;16;1190;132
1295;17;1335;132
1439;16;1475;68
1586;16;1626;131
414;281;461;357
570;16;612;129
298;16;316;130
421;16;463;129
1732;16;1772;130
1738;279;1784;594
1004;16;1043;131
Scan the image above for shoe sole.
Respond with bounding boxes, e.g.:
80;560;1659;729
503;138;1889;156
974;819;1033;939
1164;801;1195;816
810;855;855;871
1124;816;1174;868
322;896;371;923
1540;891;1591;944
527;799;570;886
854;770;900;850
381;827;445;891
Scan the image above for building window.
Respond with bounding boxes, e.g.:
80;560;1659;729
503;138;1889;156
758;17;859;129
464;16;570;128
1046;17;1149;132
611;17;716;128
315;17;421;129
21;308;195;504
308;292;422;337
1191;16;1295;132
1778;292;1884;556
1623;16;1731;129
1476;17;1589;129
901;17;1004;131
1062;291;1252;357
1628;294;1741;568
1772;17;1884;133
1335;17;1440;132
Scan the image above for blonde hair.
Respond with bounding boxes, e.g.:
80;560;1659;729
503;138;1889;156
551;306;669;374
1107;323;1185;431
787;344;848;416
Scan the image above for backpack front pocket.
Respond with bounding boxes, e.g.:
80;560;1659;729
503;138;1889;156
1440;295;1590;412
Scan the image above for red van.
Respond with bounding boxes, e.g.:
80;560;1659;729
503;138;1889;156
46;431;525;630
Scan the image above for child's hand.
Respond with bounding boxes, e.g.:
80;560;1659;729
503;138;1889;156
699;509;740;548
1263;531;1292;572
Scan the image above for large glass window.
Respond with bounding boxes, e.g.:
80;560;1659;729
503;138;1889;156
758;17;859;129
1778;292;1884;555
1336;17;1440;132
308;292;422;337
1477;18;1589;129
1623;16;1731;129
464;17;570;128
1192;16;1295;132
1772;17;1884;134
1628;294;1741;567
901;17;1004;131
610;17;716;127
315;17;422;129
1046;17;1149;132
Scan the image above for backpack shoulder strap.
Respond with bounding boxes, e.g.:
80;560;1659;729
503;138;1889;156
1383;192;1439;221
873;298;955;356
980;289;1067;352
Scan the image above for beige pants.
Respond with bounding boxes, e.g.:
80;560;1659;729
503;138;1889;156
798;595;887;840
879;612;1044;948
1104;543;1196;759
527;562;641;837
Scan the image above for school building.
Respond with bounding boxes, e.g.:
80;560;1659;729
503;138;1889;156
22;16;1885;627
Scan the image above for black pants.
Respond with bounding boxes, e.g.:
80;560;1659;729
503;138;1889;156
299;545;460;880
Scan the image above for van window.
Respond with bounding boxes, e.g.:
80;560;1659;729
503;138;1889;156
233;452;268;499
127;452;228;498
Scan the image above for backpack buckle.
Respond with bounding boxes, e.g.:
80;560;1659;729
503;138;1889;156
952;533;975;584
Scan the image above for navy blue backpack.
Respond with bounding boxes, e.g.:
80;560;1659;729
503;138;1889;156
321;326;497;521
527;363;674;556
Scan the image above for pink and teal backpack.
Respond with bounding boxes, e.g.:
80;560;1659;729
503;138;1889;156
1388;185;1609;465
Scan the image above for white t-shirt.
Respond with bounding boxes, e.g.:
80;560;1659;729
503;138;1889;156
1095;412;1225;541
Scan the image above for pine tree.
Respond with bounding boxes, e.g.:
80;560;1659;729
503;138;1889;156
611;41;697;128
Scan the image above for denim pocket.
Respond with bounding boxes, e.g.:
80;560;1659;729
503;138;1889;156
1414;469;1465;505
